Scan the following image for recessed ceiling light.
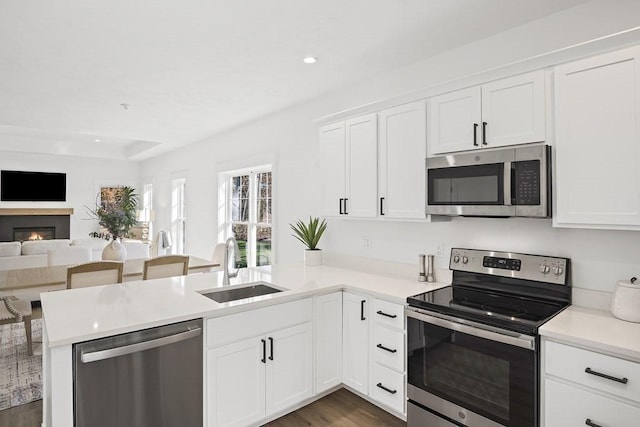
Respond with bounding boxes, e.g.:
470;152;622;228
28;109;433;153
303;56;317;64
95;139;101;143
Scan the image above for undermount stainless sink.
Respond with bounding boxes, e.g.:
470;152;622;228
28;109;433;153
201;282;284;303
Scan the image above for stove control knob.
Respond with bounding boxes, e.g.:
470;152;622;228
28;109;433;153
552;266;564;276
453;255;460;263
462;256;469;264
539;264;550;274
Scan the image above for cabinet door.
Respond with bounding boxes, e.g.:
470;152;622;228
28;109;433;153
207;337;265;427
480;70;545;149
554;46;640;227
265;323;313;416
378;101;427;219
345;114;378;217
429;87;482;155
319;122;346;217
545;378;640;427
342;292;369;394
315;292;343;393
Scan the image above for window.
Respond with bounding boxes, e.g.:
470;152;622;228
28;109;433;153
227;167;272;268
171;178;186;254
141;183;153;240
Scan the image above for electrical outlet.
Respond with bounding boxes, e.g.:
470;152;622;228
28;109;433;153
361;235;370;249
436;242;444;257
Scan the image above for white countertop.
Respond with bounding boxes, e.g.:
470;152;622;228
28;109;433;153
540;305;640;361
41;263;447;347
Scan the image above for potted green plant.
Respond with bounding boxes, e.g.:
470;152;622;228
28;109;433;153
88;186;139;261
290;217;327;266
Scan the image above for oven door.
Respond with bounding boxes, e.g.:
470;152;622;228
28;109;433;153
406;308;537;427
426;150;515;216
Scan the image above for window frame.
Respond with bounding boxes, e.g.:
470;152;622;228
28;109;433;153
224;165;272;268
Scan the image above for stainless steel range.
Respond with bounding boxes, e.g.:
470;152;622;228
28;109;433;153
406;248;570;427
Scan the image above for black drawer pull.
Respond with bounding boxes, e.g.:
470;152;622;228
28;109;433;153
360;300;366;321
585;419;603;427
376;310;397;319
585;367;628;384
261;339;266;364
376;382;397;394
376;344;397;354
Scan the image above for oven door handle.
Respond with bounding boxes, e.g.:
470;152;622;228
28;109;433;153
406;307;535;351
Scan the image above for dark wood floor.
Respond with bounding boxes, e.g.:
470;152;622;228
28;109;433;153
265;388;406;427
0;388;405;427
0;399;42;427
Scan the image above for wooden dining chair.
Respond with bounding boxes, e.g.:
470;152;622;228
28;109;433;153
0;296;33;355
143;255;189;280
66;261;124;289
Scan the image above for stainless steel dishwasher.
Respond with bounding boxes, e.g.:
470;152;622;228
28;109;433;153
73;319;202;427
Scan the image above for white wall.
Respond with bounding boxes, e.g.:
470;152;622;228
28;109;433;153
140;0;640;294
0;151;139;239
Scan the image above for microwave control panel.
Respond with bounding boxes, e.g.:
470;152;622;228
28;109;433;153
512;160;540;205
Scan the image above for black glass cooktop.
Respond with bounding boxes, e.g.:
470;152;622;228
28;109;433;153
407;285;568;334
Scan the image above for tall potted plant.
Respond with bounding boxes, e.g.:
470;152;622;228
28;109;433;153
290;217;327;266
89;186;139;261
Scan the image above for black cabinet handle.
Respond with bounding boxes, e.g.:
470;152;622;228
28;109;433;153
380;197;385;216
376;310;397;319
585;419;603;427
585;367;628;384
473;123;479;146
376;383;397;394
482;121;488;145
339;198;344;215
344;198;348;215
376;343;397;354
360;300;366;321
261;339;266;363
268;337;274;361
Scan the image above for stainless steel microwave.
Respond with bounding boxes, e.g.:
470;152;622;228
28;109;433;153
426;144;550;217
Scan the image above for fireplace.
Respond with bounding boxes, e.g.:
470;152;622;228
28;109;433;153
0;213;71;242
13;227;56;242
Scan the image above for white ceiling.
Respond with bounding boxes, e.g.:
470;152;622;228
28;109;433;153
0;0;587;161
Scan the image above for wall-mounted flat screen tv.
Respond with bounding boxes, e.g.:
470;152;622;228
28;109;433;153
1;170;67;202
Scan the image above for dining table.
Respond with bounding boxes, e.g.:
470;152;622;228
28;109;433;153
0;256;220;301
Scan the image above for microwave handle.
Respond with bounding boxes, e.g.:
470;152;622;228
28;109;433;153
504;162;512;206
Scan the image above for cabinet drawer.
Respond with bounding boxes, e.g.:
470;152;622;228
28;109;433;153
373;299;404;330
545;341;640;402
545;378;640;427
207;299;312;347
372;326;404;372
370;363;405;415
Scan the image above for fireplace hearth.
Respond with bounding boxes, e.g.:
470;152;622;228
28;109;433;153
0;214;70;242
13;227;56;242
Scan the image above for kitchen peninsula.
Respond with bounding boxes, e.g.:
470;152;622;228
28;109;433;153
41;264;446;427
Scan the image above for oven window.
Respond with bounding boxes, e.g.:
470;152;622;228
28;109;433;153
407;318;535;426
428;163;503;205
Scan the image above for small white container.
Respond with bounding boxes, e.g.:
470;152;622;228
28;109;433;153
304;249;322;266
611;278;640;323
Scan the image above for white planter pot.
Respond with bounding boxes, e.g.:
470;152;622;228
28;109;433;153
304;249;322;266
102;239;127;261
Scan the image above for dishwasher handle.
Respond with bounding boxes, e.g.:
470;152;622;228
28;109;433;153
81;328;202;363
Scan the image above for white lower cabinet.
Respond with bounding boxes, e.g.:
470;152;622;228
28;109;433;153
315;292;343;394
369;298;406;415
206;300;313;427
543;339;640;427
342;291;370;394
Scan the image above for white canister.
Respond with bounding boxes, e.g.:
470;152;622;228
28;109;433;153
611;277;640;323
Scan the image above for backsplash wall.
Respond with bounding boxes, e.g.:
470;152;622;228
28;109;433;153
323;217;640;294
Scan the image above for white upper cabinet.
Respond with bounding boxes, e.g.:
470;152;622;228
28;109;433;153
345;114;378;217
554;46;640;229
378;101;427;219
319;122;347;217
429;70;546;155
318;114;377;218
